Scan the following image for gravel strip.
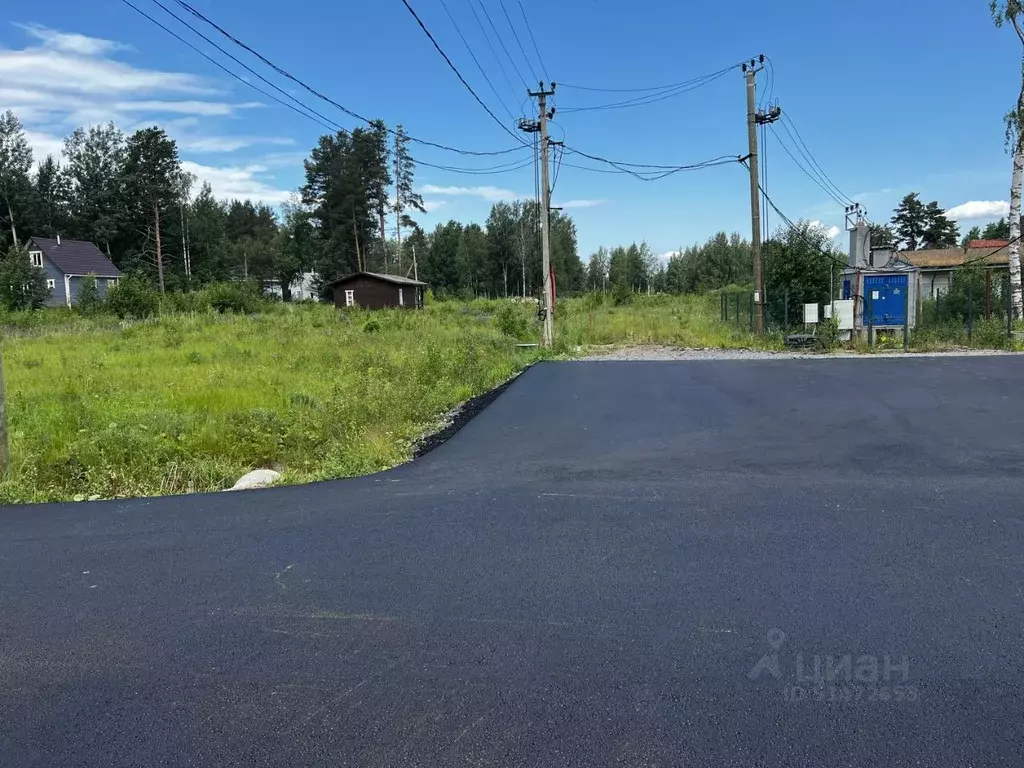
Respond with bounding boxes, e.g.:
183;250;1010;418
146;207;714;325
578;345;1024;361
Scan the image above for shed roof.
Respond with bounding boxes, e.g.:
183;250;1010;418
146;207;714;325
28;237;121;277
329;271;426;287
901;247;1010;269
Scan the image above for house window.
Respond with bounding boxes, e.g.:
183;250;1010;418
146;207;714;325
345;289;355;307
29;251;43;267
107;278;118;289
46;279;55;291
399;287;405;307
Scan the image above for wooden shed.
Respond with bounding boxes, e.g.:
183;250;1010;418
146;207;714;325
329;271;426;310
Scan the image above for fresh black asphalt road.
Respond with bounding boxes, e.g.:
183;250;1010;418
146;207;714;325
3;358;1024;767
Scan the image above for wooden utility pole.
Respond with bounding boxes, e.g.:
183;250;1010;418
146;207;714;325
527;82;557;347
743;57;765;334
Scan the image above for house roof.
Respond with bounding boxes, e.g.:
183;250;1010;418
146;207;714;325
968;239;1010;249
329;271;426;287
900;246;1010;269
29;237;121;277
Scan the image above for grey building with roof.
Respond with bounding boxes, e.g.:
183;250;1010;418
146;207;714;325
26;237;122;308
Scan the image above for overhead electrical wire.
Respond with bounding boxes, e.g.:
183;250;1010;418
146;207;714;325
769;124;849;208
469;0;531;92
417;156;535;174
122;0;345;134
516;0;549;81
165;0;527;155
396;0;528;145
498;0;540;84
779;112;854;206
436;0;520;123
559;66;737;113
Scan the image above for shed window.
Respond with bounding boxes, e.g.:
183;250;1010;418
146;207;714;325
46;279;55;291
29;251;43;267
107;278;118;289
398;287;405;307
345;289;355;307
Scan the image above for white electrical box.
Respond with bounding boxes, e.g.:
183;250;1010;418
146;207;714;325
833;299;855;331
803;303;819;324
824;304;833;319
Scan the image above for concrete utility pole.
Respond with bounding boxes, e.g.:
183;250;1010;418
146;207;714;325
0;345;9;478
743;56;766;335
525;82;557;347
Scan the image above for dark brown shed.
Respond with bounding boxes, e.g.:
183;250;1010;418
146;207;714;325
329;271;426;310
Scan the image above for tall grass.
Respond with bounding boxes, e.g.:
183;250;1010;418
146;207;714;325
0;292;772;503
0;303;543;503
554;292;784;350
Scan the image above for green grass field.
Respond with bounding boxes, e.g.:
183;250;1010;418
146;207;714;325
0;293;768;504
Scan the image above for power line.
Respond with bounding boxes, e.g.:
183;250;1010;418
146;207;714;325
436;0;519;123
498;0;540;83
779;112;854;205
769;123;848;208
516;0;549;80
397;0;527;145
168;0;526;155
559;67;736;113
121;0;344;134
417;156;535;174
561;145;740;180
470;0;531;91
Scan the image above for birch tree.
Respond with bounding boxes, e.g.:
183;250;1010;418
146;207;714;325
991;0;1024;318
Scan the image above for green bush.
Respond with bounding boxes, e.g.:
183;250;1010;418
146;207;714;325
0;246;49;311
493;301;533;340
204;281;265;314
106;274;160;319
76;275;103;315
612;282;633;306
818;315;841;351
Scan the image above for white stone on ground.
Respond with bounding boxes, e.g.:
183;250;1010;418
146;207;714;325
230;469;282;491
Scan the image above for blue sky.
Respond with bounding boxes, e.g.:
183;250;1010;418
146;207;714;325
1;0;1020;259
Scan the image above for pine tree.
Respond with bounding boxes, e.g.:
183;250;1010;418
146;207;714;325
393;125;425;272
921;201;959;249
891;193;927;251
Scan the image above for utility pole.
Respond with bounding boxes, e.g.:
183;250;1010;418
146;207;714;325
412;243;418;282
523;82;557;347
743;55;770;334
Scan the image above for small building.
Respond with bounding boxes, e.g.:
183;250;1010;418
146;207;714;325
328;271;426;310
840;221;919;336
903;240;1010;300
27;236;121;308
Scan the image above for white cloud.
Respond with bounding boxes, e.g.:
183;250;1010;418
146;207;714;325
180;136;295;153
116;100;263;117
809;220;842;239
420;184;520;202
945;200;1010;220
422;200;447;212
658;250;681;264
558;199;607;209
14;23;130;56
4;23;296;200
181;160;291;204
24;129;64;161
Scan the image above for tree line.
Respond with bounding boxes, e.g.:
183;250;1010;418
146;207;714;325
0;108;584;303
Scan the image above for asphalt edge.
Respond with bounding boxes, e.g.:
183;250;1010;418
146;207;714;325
412;362;537;460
